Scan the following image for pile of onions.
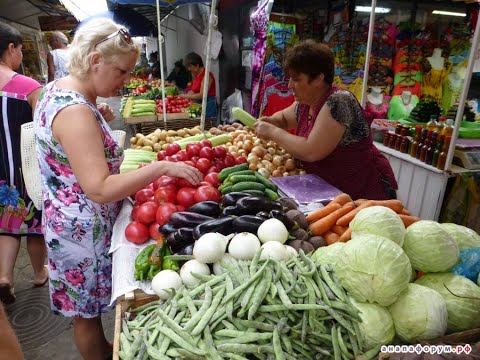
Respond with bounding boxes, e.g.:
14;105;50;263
223;129;305;178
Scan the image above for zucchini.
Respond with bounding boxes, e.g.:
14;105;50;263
229;175;258;184
218;163;249;181
232;107;256;128
231;181;265;192
254;173;278;191
264;189;279;201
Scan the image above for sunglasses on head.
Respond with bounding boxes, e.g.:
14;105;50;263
94;28;132;48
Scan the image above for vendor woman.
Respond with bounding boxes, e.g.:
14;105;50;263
255;40;397;200
182;52;217;118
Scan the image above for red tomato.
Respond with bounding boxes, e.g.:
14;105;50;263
136;201;159;225
199;139;213;148
177;187;197;207
223;154;236;168
186;143;201;158
170;154;182;162
155;203;178;226
154;187;177;204
190;156;199;165
149;223;162;240
177;150;189;161
176;204;186;212
214;159;226;171
235;156;248;165
196;158;212;173
134;188;154;205
177;178;195;188
145;183;154;191
213;146;227;159
166;95;174;101
199;147;215;160
153;176;177;190
156;150;166;161
183;160;195;167
204;172;220;187
125;221;149;244
131;205;140;221
194;186;221;203
206;166;219;174
165;143;181;156
198;181;212;188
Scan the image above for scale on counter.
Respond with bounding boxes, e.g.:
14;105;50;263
453;139;480;170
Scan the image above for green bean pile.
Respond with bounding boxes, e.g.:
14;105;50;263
119;251;380;360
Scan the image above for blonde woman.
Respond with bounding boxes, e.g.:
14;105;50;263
34;19;202;360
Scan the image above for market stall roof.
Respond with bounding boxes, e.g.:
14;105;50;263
0;0;75;30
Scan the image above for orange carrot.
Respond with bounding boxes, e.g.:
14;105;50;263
332;193;353;206
324;231;340;245
370;199;404;214
353;199;369;207
401;208;411;216
309;203;356;236
338;227;352;242
306;202;341;223
399;214;420;228
336;200;374;226
332;225;348;236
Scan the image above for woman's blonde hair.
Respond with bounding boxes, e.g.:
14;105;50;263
69;18;139;79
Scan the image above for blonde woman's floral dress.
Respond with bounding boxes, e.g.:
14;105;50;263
34;82;123;318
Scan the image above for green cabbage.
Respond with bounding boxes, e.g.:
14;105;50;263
389;283;447;342
312;242;345;268
336;234;411;306
440;223;480;250
350;206;406;246
416;273;480;332
351;299;395;349
403;221;459;272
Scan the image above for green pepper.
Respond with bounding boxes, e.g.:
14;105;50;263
147;241;167;280
134;244;155;281
162;247;179;271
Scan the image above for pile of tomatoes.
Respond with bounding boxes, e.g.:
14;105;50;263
125;139;247;245
156;95;191;114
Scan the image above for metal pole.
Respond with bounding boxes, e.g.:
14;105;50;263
360;0;377;107
200;0;218;131
156;0;167;126
445;6;480;172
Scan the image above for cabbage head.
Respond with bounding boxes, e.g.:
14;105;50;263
336;234;411;306
440;223;480;250
312;242;345;269
351;299;395;349
403;221;459;272
389;283;447;342
350;206;405;246
416;273;480;332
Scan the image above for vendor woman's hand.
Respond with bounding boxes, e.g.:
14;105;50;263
161;161;203;186
254;119;277;140
97;103;115;123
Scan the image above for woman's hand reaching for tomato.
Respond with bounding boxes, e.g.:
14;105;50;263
159;161;203;186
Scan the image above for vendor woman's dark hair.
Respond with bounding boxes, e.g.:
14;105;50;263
185;52;204;67
0;22;23;56
283;40;334;85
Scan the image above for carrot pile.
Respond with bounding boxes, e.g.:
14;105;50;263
307;193;420;245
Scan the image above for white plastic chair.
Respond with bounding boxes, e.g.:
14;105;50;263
20;122;42;210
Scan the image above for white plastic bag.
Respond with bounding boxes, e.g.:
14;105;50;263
221;89;243;124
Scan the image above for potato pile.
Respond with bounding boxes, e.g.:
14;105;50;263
129;126;204;152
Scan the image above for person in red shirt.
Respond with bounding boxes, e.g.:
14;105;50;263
181;52;217;118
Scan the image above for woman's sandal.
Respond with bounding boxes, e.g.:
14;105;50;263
0;283;16;304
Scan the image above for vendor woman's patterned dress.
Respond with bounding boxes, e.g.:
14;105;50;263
34;82;123;318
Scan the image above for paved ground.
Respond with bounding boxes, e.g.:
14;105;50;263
4;96;125;360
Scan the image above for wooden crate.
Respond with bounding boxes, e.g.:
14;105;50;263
134;117;215;135
112;290;158;360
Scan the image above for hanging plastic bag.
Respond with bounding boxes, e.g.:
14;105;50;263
451;247;480;282
221;89;243;124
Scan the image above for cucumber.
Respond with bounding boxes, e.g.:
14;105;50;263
225;170;255;179
220;186;233;194
243;190;266;197
254;173;278;191
229;175;258;184
264;188;279;201
218;163;249;181
231;181;265;192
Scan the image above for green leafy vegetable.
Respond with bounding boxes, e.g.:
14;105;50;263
440;223;480;250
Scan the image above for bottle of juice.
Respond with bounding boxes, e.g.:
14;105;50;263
432;134;444;168
426;115;438;132
441;119;454;136
436;116;445;133
410;125;422;158
420;130;432;162
416;128;428;159
426;131;438;165
437;136;452;170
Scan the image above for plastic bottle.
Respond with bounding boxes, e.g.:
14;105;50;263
420;130;432;162
416;128;428;159
442;119;454;136
432;134;444;168
426;115;438;132
410;125;422;158
436;116;445;133
437;136;452;170
426;131;438;165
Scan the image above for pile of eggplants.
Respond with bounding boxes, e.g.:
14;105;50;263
159;193;298;256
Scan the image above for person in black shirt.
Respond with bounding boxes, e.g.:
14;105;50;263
166;59;190;90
